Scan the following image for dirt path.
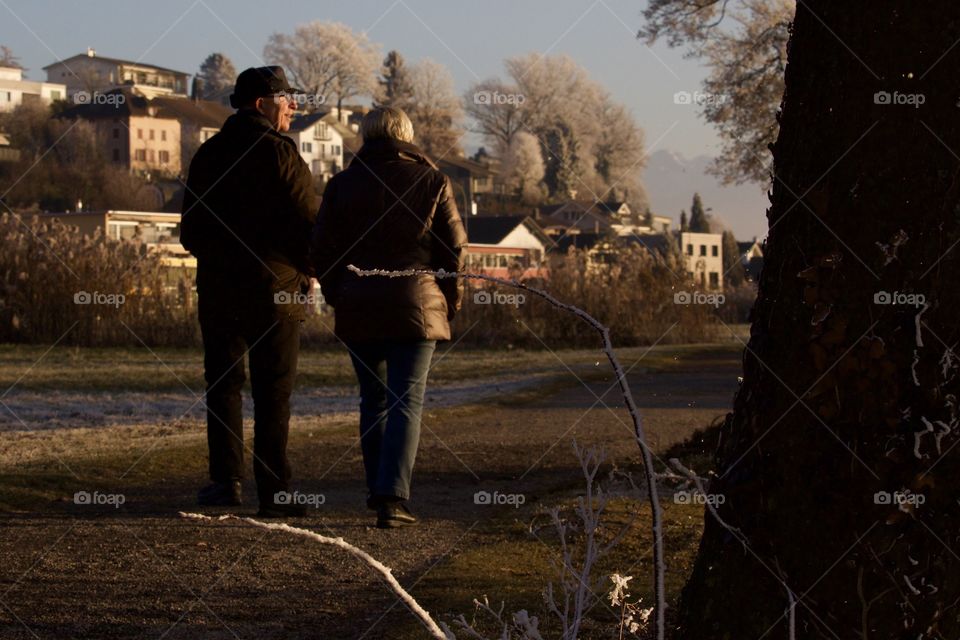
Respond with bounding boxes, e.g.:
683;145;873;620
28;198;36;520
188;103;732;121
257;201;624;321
0;347;740;639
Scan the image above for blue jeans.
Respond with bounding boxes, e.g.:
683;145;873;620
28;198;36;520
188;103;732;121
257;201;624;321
347;340;436;501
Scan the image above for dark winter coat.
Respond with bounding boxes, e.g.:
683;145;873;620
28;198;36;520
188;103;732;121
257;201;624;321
310;138;467;342
180;110;317;321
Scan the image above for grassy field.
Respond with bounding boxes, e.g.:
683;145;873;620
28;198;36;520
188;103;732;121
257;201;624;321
0;339;746;391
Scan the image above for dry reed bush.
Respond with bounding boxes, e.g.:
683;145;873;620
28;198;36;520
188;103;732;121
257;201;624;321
452;245;717;348
0;213;197;346
0;221;721;349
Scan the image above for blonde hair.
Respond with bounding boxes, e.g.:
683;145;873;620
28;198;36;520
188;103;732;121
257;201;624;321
360;106;415;143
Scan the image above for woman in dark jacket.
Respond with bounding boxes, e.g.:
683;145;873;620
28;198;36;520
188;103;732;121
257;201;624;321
310;106;467;528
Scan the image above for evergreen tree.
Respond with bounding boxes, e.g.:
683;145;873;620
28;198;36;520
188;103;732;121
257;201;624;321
196;53;237;102
375;50;413;108
689;192;710;232
721;230;745;286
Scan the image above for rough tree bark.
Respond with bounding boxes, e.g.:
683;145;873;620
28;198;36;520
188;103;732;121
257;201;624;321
678;3;960;638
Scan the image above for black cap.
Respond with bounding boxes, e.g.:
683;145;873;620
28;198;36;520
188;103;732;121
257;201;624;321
229;66;300;108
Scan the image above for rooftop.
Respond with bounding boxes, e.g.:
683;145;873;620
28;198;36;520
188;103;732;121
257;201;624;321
467;215;553;247
43;51;189;77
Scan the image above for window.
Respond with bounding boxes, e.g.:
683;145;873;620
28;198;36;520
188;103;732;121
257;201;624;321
686;244;693;255
302;141;312;153
159;150;170;164
148;149;156;162
314;123;329;139
134;149;146;161
161;130;167;142
711;245;719;257
333;145;341;155
149;130;155;141
112;128;120;139
699;245;707;256
709;272;720;288
137;129;143;139
112;149;120;162
50;90;61;101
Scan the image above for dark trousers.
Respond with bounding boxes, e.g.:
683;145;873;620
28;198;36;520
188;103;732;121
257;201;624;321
347;340;436;501
199;305;299;505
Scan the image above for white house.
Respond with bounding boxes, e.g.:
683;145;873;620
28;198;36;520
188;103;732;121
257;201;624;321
0;65;66;112
680;231;724;289
284;111;353;183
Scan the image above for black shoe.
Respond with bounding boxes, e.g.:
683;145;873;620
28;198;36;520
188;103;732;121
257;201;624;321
377;501;418;528
198;480;242;506
256;502;309;518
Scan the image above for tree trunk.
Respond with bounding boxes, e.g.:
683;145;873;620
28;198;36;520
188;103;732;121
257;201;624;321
678;3;960;638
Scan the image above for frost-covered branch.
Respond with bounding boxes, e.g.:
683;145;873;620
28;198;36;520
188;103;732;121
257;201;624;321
442;596;545;640
179;512;451;640
348;264;666;639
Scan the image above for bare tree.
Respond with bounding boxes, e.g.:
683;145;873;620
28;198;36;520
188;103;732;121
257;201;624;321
263;21;381;113
0;103;157;211
0;45;23;69
464;78;527;154
405;58;464;158
640;0;794;185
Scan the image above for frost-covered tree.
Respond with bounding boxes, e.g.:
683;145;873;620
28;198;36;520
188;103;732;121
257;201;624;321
640;0;794;185
593;95;648;209
501;131;546;203
467;54;646;205
264;21;380;113
405;59;464;158
196;53;237;102
505;53;601;198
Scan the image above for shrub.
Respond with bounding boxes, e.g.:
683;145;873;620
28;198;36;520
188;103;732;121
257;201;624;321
0;213;197;346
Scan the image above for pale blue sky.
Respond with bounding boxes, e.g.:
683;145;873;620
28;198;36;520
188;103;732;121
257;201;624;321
1;0;719;157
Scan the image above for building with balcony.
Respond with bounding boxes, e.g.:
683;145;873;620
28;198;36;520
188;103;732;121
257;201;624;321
43;49;189;101
284;111;353;183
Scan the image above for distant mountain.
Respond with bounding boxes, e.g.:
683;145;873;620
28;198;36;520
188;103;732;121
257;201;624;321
643;150;770;240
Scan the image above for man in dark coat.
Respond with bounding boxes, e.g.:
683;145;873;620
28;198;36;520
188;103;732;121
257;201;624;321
180;66;316;517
